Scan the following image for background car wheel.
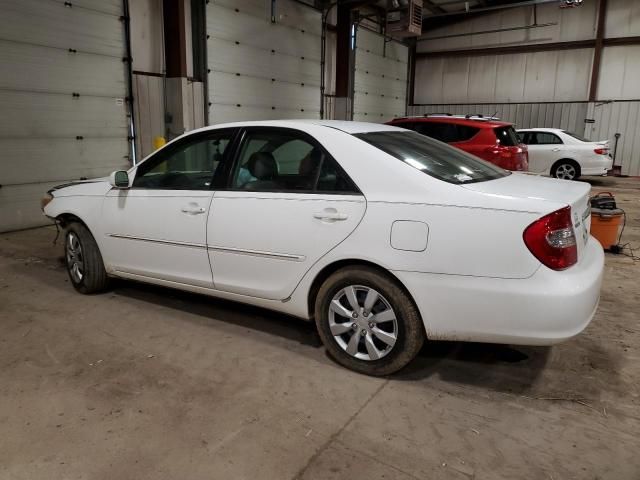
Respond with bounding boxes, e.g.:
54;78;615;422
64;222;109;294
551;160;581;180
314;266;425;376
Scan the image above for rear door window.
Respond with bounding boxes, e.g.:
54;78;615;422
494;126;520;146
533;132;563;145
453;125;480;142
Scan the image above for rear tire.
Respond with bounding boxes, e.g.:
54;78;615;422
314;266;425;376
64;222;109;294
551;160;580;180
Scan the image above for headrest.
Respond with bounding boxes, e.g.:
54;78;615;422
247;152;277;180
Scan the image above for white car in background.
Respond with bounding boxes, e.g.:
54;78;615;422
517;128;613;180
42;121;604;375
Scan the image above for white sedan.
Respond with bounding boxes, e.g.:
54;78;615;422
42;121;604;375
517;128;613;180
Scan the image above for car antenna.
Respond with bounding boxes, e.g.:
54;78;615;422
492;110;498;120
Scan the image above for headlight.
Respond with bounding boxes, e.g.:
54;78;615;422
40;193;53;211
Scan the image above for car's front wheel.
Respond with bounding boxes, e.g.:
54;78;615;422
64;222;109;294
551;160;580;180
314;266;425;376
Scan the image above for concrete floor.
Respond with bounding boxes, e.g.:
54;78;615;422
1;177;639;480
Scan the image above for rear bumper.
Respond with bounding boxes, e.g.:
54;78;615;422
582;156;613;176
393;236;604;345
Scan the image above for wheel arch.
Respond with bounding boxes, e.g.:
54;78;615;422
56;212;90;230
306;258;423;330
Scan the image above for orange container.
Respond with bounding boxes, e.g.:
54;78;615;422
590;208;624;250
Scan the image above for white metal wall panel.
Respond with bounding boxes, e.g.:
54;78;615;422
586;101;640;176
597;45;640;100
605;0;640;38
353;28;408;122
414;49;593;104
206;0;322;124
0;0;128;231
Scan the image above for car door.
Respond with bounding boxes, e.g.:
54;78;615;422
523;132;564;174
207;127;366;300
101;128;238;287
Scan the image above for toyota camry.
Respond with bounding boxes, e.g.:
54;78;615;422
42;120;604;375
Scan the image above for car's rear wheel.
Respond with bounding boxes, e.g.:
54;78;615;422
551;160;580;180
314;266;424;376
64;222;109;294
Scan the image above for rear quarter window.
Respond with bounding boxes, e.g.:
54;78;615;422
354;130;509;185
494;126;520;146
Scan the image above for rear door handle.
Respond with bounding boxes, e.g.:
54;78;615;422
313;210;348;222
181;205;206;215
552;148;561;152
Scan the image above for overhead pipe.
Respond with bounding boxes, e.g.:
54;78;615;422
419;21;557;41
424;0;561;18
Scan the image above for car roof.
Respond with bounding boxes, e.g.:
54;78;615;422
516;127;564;133
188;119;403;135
392;115;512;128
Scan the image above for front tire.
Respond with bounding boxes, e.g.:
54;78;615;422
551;160;580;180
314;266;425;376
64;222;109;294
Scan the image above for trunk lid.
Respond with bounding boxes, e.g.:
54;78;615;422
463;173;592;261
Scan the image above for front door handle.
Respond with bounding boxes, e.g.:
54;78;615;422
181;204;206;215
313;209;348;222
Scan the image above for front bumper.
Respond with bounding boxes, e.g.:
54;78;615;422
393;236;604;345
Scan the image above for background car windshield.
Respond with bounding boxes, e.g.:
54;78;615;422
562;130;590;142
355;131;508;184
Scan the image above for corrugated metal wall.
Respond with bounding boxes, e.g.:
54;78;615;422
407;103;589;134
586;101;640;176
408;101;640;176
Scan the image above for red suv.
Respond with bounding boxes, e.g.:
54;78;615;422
387;114;529;171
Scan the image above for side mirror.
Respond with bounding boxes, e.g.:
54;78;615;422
109;170;130;189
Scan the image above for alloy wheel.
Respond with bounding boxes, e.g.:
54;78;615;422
328;285;398;361
555;164;576;180
66;232;84;283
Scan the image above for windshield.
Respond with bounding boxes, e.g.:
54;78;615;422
354;131;509;184
562;130;590;142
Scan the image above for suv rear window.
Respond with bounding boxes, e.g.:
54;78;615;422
355;130;508;185
494;126;520;146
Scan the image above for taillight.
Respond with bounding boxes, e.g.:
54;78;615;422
523;206;577;270
488;145;527;171
594;148;608;155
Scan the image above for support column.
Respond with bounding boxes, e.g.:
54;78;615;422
334;3;353;120
589;0;607;102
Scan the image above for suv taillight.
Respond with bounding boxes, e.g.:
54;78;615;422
523;206;577;270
